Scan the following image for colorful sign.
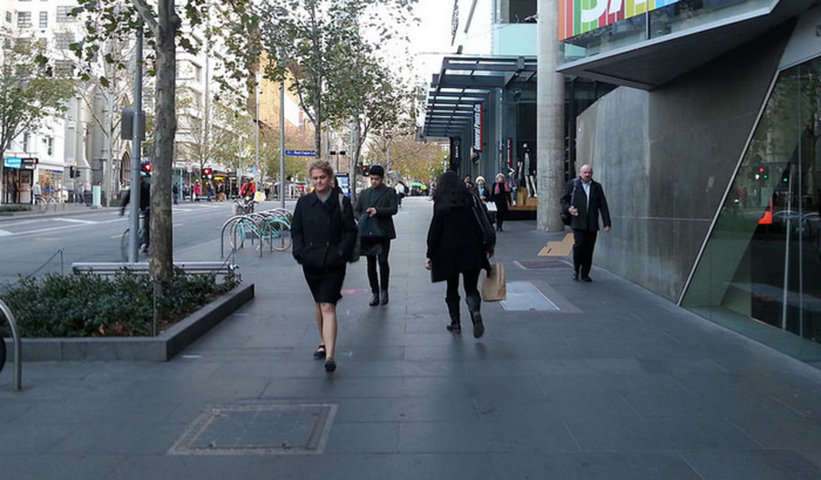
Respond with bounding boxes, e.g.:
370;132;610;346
559;0;680;40
473;104;482;151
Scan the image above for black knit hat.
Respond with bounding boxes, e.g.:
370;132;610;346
369;165;385;177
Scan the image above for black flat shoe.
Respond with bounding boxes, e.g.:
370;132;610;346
380;290;389;305
572;272;579;281
325;358;336;372
471;312;485;339
446;322;461;334
582;276;592;282
369;293;379;306
313;345;326;359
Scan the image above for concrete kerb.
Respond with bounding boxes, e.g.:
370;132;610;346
0;206;120;222
2;283;254;362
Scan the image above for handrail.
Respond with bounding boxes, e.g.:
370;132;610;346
0;299;22;391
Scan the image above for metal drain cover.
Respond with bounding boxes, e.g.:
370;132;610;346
169;403;337;455
517;259;569;269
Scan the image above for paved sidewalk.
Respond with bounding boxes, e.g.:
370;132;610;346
2;197;821;479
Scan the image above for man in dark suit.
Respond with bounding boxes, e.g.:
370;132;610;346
561;164;611;282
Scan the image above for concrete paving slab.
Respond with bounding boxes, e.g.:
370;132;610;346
3;197;821;478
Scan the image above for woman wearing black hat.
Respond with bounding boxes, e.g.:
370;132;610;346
354;164;398;306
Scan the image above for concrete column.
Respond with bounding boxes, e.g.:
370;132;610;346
537;0;566;231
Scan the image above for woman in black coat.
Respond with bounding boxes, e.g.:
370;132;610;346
490;173;512;232
425;171;492;338
292;160;357;372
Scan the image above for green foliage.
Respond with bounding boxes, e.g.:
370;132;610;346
0;270;240;338
0;36;75;161
259;0;417;154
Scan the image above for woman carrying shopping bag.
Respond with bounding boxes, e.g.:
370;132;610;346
425;171;494;338
292;160;357;372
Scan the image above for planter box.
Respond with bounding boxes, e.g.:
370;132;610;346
2;284;254;362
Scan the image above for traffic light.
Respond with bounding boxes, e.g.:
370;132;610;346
69;166;75;178
360;164;369;176
202;167;212;180
141;162;151;174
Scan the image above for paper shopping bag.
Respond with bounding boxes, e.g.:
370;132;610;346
482;264;506;302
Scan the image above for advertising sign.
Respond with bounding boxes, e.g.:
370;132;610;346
559;0;680;40
3;157;21;169
335;173;351;196
473;104;482;151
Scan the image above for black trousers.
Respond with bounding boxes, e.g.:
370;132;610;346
141;208;151;247
495;205;507;231
446;269;481;312
365;239;391;293
572;229;598;277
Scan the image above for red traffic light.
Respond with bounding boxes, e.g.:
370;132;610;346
141;162;151;173
203;168;212;175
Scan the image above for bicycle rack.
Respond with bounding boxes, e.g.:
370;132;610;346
0;300;22;391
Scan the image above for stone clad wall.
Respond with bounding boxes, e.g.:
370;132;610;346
575;24;793;300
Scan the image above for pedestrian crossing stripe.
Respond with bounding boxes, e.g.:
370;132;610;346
0;229;11;236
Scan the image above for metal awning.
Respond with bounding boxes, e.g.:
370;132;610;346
422;56;537;138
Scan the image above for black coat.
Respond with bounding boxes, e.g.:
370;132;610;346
292;191;357;270
426;202;491;282
354;185;398;240
120;180;151;212
490;183;512;212
560;178;611;232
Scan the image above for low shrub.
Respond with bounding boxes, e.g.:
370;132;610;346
0;205;31;212
0;269;240;337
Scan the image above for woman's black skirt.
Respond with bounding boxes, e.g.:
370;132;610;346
303;265;346;304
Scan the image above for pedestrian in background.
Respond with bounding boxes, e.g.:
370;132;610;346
292;160;357;372
561;164;611;282
425;171;491;338
464;175;476;194
355;165;397;306
491;173;512;232
476;176;488;202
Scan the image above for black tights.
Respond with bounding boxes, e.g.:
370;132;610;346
366;239;391;293
445;269;481;312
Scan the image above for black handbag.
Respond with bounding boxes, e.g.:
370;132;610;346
561;180;578;226
357;188;389;239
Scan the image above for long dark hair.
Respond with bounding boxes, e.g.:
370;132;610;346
433;171;470;213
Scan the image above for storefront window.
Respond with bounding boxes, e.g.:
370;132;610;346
684;58;821;359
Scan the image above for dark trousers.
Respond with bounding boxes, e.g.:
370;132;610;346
495;206;506;231
366;239;391;293
141;208;151;247
572;229;597;277
446;269;481;312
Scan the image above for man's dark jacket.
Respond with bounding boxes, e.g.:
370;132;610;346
120;180;151;212
560;178;611;231
292;192;357;270
354;185;398;240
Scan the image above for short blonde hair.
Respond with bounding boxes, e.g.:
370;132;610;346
308;160;334;178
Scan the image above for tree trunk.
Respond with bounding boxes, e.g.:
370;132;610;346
151;0;178;329
313;81;322;158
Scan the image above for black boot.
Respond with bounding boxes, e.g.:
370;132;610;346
445;298;461;334
466;295;484;339
369;291;380;306
380;289;389;305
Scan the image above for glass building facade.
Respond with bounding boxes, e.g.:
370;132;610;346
683;56;821;359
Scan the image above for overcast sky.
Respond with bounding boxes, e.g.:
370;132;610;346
406;0;455;84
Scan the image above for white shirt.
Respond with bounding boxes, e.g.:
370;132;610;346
582;180;591;203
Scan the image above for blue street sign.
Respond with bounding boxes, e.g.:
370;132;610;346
285;150;317;157
3;157;22;169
